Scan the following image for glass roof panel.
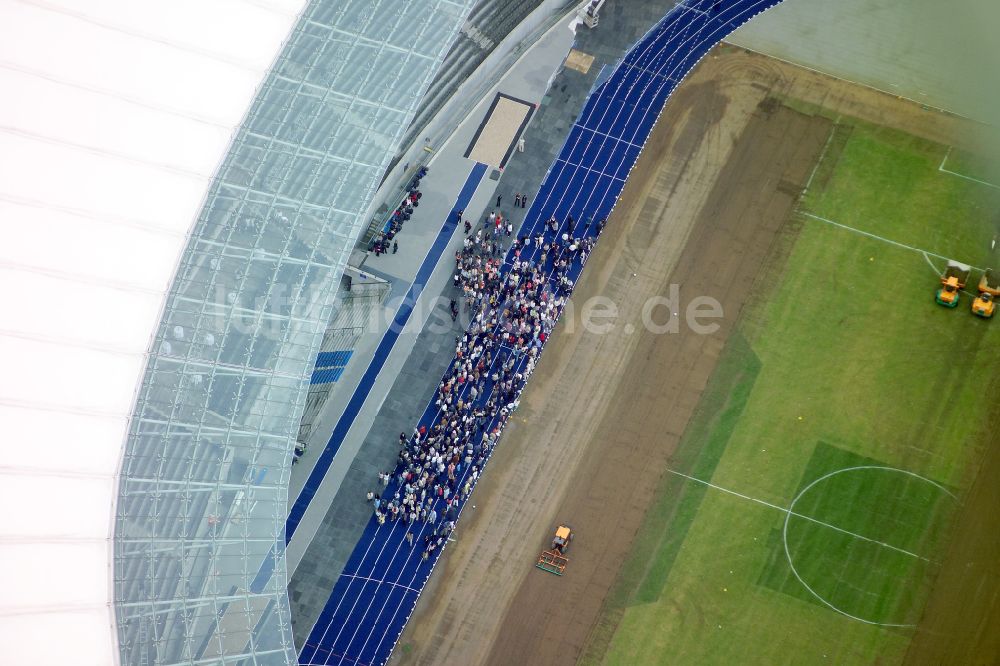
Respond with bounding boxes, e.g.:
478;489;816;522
111;1;475;664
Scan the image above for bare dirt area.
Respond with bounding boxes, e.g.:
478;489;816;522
905;394;1000;666
394;48;838;666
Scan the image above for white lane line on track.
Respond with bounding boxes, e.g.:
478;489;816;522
665;469;931;561
320;334;544;655
306;519;401;663
521;2;688;248
355;84;626;650
555;158;628;183
373;6;740;664
310;368;488;661
573;123;645;149
370;11;728;659
340;575;422;595
624;61;680;84
350;131;613;650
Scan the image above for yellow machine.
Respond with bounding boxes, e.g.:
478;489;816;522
536;525;573;575
972;269;1000;318
936;261;971;308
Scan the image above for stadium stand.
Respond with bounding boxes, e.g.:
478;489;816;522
362;0;573;244
298;282;391;447
397;0;555;162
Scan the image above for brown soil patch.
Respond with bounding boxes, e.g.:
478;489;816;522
565;49;595;74
904;386;1000;666
466;95;534;167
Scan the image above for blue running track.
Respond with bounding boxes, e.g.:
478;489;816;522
298;1;783;664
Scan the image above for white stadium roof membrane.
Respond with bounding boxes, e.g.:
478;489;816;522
0;0;306;663
0;0;476;663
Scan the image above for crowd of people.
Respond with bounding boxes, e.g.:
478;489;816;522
370;165;428;256
365;195;605;559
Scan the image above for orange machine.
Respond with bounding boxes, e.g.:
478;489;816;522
536;525;573;575
972;268;1000;318
936;261;971;308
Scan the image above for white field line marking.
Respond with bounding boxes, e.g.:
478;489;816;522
918;252;975;296
938;145;1000;190
801;116;841;196
921;251;942;274
782;465;956;627
938;145;952;172
918;253;979;295
800;212;985;272
939;168;1000;190
665;468;930;562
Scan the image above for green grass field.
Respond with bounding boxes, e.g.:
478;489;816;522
581;105;1000;665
